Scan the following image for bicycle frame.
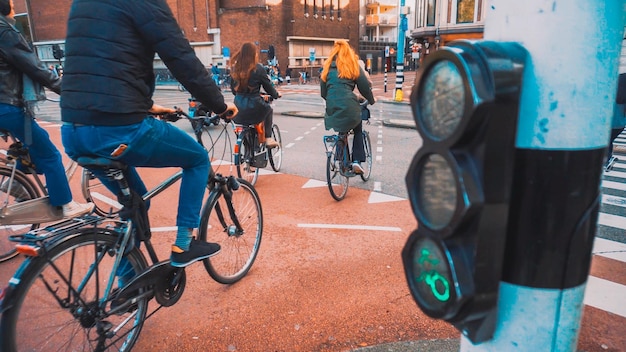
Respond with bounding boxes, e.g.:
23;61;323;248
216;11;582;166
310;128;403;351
324;132;355;178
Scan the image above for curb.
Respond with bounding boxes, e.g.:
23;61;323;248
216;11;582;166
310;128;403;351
351;338;460;352
282;111;324;118
383;119;416;130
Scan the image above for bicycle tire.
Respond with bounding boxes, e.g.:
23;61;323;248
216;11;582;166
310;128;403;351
326;140;349;201
198;178;263;284
81;168;122;217
235;130;259;185
360;131;373;181
0;227;149;351
268;124;283;172
0;166;41;263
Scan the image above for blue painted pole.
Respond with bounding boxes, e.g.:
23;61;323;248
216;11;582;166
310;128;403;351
394;0;406;101
461;1;624;351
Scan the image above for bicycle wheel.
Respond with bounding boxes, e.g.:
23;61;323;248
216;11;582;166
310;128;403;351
82;168;122;217
326;140;349;201
0;227;149;351
198;178;263;284
0;166;41;263
360;131;373;181
235;130;259;185
268;124;283;172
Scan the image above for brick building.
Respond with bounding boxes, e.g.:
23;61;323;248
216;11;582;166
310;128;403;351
14;0;360;78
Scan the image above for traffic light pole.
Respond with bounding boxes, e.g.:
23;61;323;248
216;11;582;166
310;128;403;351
461;1;624;351
393;0;407;102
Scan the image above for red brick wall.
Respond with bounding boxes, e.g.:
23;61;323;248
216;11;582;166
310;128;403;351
27;0;71;41
22;0;360;69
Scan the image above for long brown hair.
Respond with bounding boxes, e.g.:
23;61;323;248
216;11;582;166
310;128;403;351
231;42;259;92
321;40;360;82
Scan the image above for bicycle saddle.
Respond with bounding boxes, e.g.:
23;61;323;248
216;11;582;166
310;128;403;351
76;156;128;171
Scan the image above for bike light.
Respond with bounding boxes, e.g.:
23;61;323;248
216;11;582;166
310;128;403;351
15;244;40;257
403;40;527;343
189;101;197;108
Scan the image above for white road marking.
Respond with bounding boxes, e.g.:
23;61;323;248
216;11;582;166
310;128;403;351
584;276;626;318
297;223;402;232
368;191;406;203
302;179;327;188
592;237;626;263
598;212;626;230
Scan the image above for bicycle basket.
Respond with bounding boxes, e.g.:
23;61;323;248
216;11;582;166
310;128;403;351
360;105;370;121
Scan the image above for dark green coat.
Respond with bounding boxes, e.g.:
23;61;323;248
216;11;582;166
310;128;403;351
320;62;375;132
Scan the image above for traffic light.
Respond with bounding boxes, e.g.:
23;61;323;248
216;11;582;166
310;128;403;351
52;44;64;60
267;45;275;60
402;40;527;343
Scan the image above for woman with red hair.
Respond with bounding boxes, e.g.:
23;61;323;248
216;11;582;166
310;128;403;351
320;40;376;174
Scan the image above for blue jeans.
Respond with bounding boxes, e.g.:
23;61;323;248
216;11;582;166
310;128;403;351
61;117;210;228
0;103;72;206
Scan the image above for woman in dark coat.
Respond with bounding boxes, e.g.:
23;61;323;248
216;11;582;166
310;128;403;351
320;40;375;173
230;42;281;148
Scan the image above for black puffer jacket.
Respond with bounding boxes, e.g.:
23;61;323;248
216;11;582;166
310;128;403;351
0;15;60;107
61;0;227;126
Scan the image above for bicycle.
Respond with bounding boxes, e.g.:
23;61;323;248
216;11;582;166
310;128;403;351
322;101;373;201
233;95;283;185
83;101;237;218
0;109;263;351
0;125;109;262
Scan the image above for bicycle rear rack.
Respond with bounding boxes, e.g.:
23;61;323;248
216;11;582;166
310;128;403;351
8;215;109;256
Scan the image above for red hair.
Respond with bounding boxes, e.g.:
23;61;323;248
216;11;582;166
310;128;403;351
321;40;359;82
231;42;259;92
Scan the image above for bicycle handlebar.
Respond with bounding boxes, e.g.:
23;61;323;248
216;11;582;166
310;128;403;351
158;108;234;126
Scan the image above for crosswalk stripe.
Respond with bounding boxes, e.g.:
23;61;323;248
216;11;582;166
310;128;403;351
602;180;626;191
602;194;626;208
584;276;626;318
597;212;626;230
593;237;626;263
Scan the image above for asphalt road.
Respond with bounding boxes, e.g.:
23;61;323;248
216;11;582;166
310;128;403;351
1;74;625;351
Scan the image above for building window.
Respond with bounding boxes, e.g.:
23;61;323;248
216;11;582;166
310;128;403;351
426;0;436;26
14;14;32;43
456;0;475;24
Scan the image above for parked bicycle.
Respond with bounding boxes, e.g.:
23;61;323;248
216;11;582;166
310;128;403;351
322;100;373;201
0;109;263;351
233;95;283;185
0;128;109;262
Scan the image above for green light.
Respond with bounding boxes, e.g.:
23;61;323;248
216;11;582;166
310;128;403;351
415;248;451;302
411;236;454;310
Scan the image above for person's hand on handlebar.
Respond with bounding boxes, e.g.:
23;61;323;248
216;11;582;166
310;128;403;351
219;103;238;120
149;104;177;115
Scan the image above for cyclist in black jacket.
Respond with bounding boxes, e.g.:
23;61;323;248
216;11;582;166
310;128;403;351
60;0;238;270
230;42;281;148
0;0;92;217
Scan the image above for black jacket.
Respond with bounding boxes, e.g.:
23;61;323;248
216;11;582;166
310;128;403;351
230;64;279;125
0;15;60;107
61;0;227;126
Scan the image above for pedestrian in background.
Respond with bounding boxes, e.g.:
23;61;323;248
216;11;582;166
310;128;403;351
320;40;375;174
211;63;220;86
285;67;292;85
0;0;93;217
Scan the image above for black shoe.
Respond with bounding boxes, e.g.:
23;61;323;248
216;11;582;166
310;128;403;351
170;239;220;267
